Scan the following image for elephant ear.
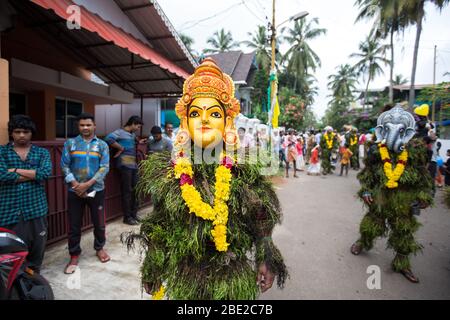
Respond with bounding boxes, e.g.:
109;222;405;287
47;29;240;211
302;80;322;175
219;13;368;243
374;125;384;143
402;127;416;145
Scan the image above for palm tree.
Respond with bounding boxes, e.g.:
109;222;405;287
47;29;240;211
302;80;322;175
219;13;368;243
402;0;449;106
281;17;327;92
393;74;408;85
354;0;410;104
241;25;271;71
350;34;390;109
300;74;319;107
179;33;195;52
203;29;239;54
327;64;358;101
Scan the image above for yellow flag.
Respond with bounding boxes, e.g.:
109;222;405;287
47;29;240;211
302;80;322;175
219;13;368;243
272;96;280;128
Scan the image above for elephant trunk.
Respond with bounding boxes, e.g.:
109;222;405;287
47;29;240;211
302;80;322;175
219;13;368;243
393;137;404;153
385;129;399;152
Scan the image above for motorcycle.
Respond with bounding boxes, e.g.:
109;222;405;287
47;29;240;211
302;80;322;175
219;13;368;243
0;227;54;300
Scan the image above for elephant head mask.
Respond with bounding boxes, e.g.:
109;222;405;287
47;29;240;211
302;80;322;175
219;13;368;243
374;104;416;153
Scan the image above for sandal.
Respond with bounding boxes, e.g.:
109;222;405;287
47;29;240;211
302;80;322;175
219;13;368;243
399;268;420;283
96;249;111;263
64;256;79;274
350;242;362;255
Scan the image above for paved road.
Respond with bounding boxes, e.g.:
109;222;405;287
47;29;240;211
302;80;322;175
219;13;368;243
261;169;450;300
41;168;450;300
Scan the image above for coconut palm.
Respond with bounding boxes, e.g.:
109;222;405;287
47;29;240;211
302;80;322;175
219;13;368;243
300;74;319;107
179;33;195;52
401;0;449;106
281;17;327;92
203;28;239;54
350;33;390;108
327;64;358;101
241;25;271;71
393;74;408;85
354;0;410;104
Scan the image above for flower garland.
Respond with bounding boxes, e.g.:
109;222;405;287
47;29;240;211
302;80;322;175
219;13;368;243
324;132;335;149
152;285;165;300
350;136;358;146
173;154;233;252
378;143;408;189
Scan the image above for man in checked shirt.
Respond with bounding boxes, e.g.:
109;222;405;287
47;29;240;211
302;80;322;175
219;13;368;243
0;115;52;274
61;113;110;274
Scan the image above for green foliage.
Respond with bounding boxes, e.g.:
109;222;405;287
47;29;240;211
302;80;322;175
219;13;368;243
241;25;271;70
355;139;434;269
417;82;450;106
444;187;450;209
125;151;288;299
251;67;269;113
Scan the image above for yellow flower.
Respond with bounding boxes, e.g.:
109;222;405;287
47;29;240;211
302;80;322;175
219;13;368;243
378;145;408;189
152;285;165;300
174;157;193;178
324;133;334;149
176;156;232;252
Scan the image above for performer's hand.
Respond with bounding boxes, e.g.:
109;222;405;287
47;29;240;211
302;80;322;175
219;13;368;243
143;282;152;295
363;193;373;205
257;263;274;293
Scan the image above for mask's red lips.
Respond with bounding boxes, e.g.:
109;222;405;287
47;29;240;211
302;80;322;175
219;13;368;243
197;127;212;133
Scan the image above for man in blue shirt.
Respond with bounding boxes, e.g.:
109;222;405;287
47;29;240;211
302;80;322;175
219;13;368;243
147;126;173;154
0;115;51;273
61;113;110;274
105;116;146;225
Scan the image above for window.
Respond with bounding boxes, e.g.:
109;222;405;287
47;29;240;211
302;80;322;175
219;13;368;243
56;98;83;138
9;92;27;116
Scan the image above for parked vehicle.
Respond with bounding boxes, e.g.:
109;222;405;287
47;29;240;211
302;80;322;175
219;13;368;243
0;228;54;300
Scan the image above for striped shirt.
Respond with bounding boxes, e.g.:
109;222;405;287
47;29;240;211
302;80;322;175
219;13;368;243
104;128;137;169
61;135;110;192
0;144;51;226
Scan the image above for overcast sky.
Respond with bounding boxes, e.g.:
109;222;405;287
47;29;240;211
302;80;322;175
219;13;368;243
158;0;450;118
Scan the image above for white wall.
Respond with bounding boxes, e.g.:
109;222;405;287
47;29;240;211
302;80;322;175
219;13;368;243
95;98;161;137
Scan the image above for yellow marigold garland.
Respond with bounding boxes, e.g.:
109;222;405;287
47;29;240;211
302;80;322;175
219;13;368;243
152;285;165;300
378;144;408;189
174;154;233;252
350;136;358;146
324;132;335;149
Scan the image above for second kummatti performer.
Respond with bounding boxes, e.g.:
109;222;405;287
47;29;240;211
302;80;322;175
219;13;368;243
124;58;288;299
350;104;434;283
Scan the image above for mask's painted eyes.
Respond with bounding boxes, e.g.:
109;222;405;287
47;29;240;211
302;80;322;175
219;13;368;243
211;111;222;118
189;111;200;118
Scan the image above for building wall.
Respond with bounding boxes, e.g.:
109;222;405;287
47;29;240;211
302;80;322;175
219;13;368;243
95;98;161;137
1;19;91;80
0;59;8;144
2;18;110;141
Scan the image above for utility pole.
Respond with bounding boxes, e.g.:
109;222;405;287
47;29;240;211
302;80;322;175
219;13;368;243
270;0;276;72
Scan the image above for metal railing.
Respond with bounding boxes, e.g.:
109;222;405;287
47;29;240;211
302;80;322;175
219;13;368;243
34;141;150;246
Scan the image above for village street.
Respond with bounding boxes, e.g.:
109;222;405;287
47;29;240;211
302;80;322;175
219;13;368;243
41;168;450;300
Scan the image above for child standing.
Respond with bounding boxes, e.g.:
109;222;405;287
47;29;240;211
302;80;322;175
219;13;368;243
340;143;353;176
307;143;321;176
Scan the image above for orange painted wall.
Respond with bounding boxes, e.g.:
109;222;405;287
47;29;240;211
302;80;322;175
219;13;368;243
0;59;9;144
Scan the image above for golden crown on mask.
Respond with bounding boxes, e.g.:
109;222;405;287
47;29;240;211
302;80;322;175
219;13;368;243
174;58;240;149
